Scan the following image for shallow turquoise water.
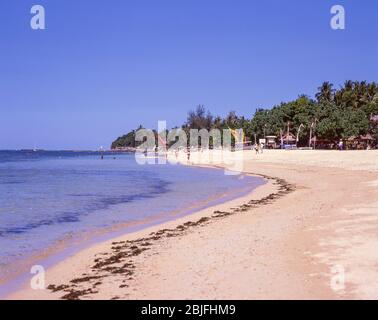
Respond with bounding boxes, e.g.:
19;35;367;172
0;150;264;283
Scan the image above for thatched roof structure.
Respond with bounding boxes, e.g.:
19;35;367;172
281;133;296;143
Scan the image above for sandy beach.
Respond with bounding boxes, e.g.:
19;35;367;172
8;150;378;300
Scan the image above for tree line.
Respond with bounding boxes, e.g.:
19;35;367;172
111;81;378;149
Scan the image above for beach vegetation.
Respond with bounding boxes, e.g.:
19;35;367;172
112;81;378;149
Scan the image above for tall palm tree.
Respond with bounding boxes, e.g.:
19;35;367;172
316;82;334;103
367;82;378;101
344;80;353;91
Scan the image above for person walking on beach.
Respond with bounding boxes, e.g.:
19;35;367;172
338;139;344;151
254;144;259;155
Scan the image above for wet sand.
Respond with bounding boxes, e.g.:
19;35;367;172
8;150;378;300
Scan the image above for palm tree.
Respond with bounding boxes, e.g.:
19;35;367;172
367;82;378;101
335;80;353;107
344;80;353;91
315;82;334;103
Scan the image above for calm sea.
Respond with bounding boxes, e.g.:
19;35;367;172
0;150;264;290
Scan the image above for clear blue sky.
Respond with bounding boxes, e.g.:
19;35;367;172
1;0;377;150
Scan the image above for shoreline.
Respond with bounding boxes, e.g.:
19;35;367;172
4;164;269;299
7;170;280;300
7;150;378;300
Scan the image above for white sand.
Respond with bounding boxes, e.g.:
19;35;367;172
8;150;378;300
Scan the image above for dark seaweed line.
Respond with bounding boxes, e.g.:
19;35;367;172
47;173;295;300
